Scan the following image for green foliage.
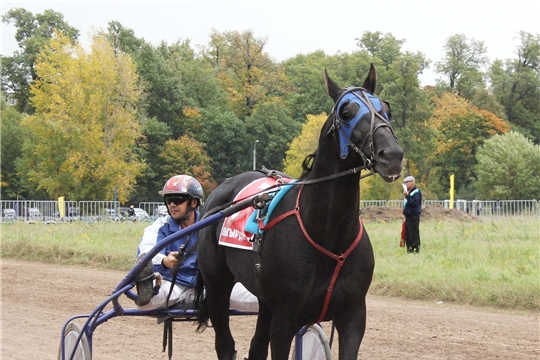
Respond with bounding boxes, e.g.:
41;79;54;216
435;33;488;98
130;116;172;202
361;174;404;200
197;107;250;181
283;113;327;177
135;42;187;137
158;134;216;195
355;31;405;69
475;131;540;199
0;100;27;198
205;30;291;120
1;8;79;113
245;100;301;171
489;31;540;144
427;93;510;198
18;32;145;202
2;12;539;201
281;51;333;123
469;89;508;120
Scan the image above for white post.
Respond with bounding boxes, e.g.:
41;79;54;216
253;139;259;170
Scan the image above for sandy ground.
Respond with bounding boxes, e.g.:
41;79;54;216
1;259;538;359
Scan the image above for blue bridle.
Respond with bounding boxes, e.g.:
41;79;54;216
332;87;393;161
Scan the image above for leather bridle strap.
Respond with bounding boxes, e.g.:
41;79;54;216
261;185;364;323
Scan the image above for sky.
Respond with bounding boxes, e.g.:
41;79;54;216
1;0;539;86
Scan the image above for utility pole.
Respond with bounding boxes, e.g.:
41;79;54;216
253;139;259;170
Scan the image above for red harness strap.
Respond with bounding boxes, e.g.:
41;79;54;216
261;185;364;323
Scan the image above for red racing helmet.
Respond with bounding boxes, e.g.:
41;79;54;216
158;175;204;206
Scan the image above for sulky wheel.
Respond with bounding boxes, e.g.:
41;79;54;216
58;322;91;360
291;324;332;360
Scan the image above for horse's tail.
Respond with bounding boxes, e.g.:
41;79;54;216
194;271;209;332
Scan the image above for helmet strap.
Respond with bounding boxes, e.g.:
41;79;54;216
176;206;194;223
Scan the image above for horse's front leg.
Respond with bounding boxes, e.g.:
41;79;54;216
206;284;237;360
333;297;368;360
245;300;271;360
268;313;299;360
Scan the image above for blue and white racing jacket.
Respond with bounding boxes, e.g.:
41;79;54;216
137;215;169;265
137;212;200;289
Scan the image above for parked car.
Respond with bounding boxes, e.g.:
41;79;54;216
156;205;168;217
53;207;79;217
117;207;129;217
26;207;42;220
2;209;16;221
132;208;150;221
67;207;80;217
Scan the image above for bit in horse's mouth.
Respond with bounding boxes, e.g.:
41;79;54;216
382;174;401;181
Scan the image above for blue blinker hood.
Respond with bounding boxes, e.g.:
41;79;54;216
335;89;388;158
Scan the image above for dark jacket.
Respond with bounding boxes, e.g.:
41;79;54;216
403;187;422;217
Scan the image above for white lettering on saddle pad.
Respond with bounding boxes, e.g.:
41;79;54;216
218;178;278;250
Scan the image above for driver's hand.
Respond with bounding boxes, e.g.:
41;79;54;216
162;251;179;269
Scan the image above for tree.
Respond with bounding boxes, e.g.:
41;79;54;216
245;100;301;171
0;100;27;199
196;107;250;182
1;8;79;113
18;32;145;202
435;34;488;98
489;31;540;144
361;174;404;200
203;29;290;118
380;51;433;177
158;135;216;195
427;93;510;198
282;52;341;124
106;22;189;138
283;113;327;178
355;31;405;70
130;116;172;202
475;132;540;199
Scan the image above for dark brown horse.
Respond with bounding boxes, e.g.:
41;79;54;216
196;65;404;359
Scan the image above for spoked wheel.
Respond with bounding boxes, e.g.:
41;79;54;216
58;323;91;360
291;324;332;360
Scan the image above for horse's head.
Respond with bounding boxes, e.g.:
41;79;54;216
325;64;403;182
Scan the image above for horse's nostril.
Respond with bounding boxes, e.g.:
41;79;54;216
377;146;404;163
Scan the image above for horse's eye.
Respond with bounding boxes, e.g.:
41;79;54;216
338;99;354;122
341;108;354;122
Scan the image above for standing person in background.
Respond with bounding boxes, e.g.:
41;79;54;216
127;205;135;218
402;176;422;253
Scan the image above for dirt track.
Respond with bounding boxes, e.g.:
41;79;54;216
1;259;538;359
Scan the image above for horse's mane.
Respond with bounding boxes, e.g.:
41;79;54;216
299;151;316;179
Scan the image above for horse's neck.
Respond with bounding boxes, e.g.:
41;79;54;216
301;158;361;230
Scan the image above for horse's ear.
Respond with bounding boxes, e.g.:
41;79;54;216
325;69;342;103
362;64;377;94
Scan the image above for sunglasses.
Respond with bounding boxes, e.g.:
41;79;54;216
165;195;190;206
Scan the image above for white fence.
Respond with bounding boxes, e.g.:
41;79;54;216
0;199;538;223
362;199;539;220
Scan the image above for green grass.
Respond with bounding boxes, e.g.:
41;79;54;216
365;219;539;310
1;218;538;310
0;221;147;270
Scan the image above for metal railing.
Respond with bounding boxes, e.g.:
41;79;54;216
362;199;539;220
1;199;538;223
